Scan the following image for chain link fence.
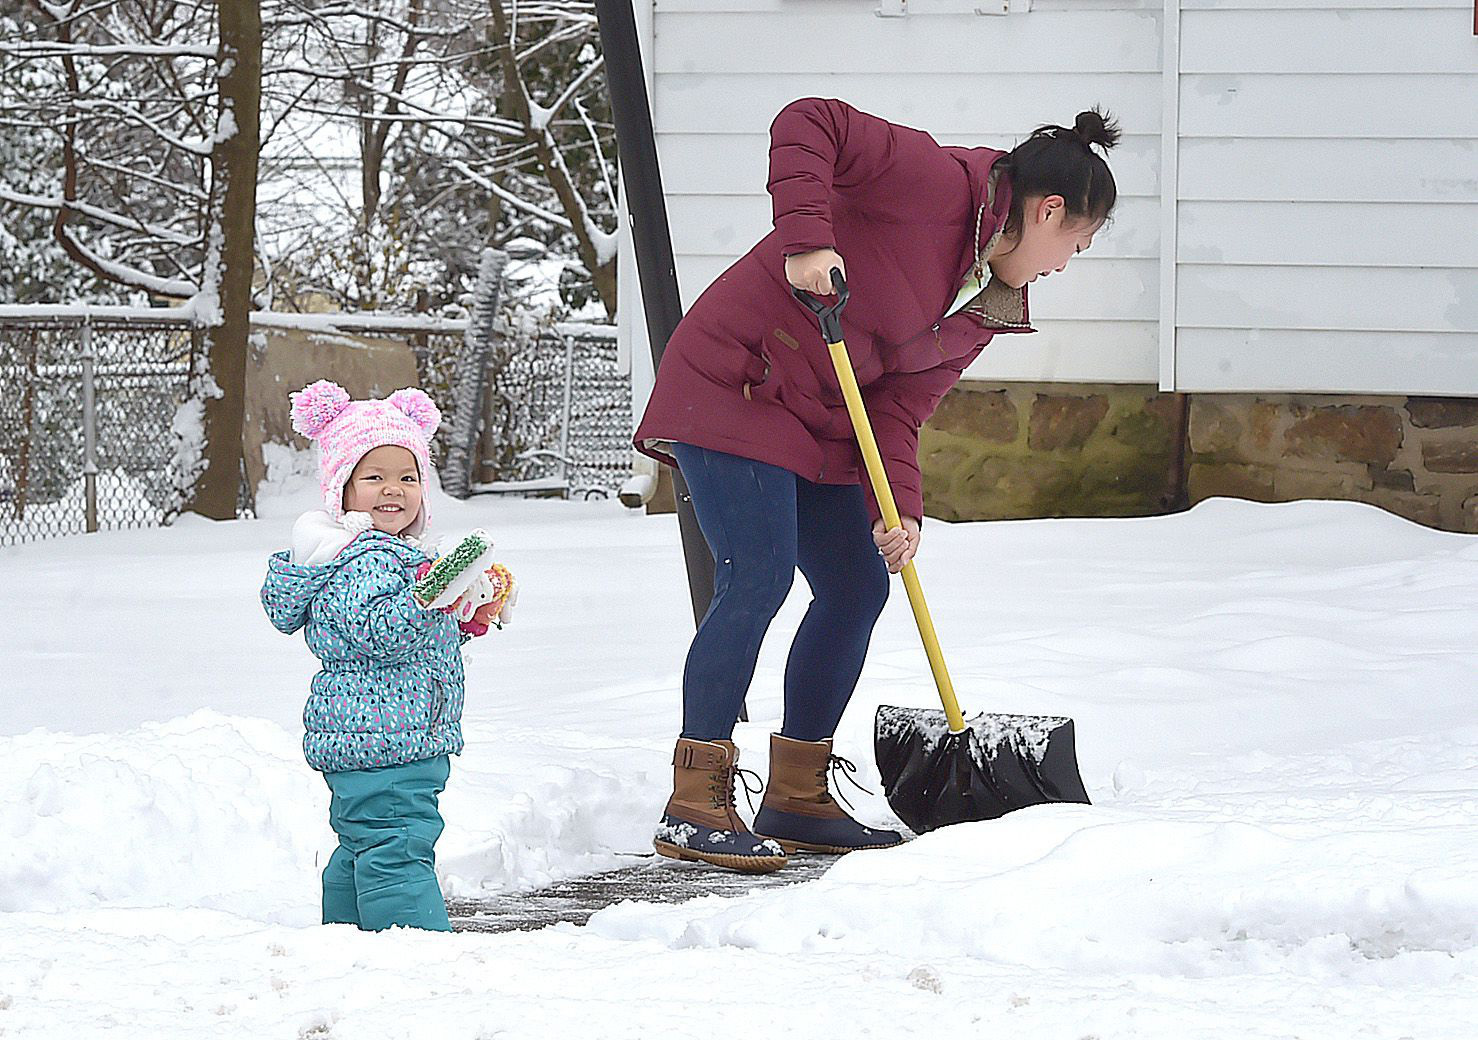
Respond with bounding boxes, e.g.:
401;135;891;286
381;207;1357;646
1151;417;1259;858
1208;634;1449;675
0;315;198;546
0;311;629;547
472;324;632;499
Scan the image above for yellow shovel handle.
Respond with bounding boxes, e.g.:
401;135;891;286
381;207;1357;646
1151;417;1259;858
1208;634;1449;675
825;337;967;734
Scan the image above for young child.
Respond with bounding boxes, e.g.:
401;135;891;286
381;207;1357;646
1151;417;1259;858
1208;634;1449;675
259;380;514;932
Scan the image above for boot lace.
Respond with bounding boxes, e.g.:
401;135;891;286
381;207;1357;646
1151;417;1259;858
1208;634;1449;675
820;754;876;812
709;764;765;815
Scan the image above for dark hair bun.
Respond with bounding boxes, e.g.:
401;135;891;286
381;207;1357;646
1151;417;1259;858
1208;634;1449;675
1072;107;1121;152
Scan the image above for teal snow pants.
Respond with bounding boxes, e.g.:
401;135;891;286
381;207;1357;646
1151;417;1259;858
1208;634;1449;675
320;755;452;932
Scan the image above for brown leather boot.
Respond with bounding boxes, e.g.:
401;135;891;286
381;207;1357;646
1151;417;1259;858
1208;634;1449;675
753;733;904;854
653;738;787;873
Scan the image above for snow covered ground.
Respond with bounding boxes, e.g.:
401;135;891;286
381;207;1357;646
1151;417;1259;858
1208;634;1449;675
2;469;1474;1038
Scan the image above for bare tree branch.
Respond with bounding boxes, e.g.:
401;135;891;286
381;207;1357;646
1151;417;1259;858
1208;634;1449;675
544;52;602;125
72;98;215;155
0;41;216;57
447;157;572;231
0;186;200;245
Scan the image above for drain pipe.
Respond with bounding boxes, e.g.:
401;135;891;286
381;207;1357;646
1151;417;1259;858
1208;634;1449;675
1162;391;1192;513
619;455;658;509
595;0;716;627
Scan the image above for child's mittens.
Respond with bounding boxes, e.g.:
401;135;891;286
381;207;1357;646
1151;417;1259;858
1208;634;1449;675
411;556;489;619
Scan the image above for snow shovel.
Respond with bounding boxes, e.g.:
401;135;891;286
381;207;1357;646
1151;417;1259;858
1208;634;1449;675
793;270;1091;836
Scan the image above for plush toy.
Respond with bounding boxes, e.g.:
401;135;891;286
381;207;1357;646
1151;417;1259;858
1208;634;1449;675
463;563;516;636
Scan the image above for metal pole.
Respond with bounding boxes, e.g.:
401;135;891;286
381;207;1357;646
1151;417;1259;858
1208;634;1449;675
594;0;716;628
558;332;576;493
79;319;98;534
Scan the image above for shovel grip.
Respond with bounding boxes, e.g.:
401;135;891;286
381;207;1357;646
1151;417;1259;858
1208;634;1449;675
791;268;850;344
804;277;967;734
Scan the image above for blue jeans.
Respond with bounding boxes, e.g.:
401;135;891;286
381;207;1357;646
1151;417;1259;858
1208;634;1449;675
321;755;452;932
672;443;890;742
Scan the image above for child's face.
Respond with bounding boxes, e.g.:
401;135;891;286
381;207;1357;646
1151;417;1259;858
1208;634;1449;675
343;445;422;536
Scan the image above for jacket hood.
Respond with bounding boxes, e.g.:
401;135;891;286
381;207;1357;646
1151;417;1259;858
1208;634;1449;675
262;531;427;635
942;149;1009;263
943;146;1031;330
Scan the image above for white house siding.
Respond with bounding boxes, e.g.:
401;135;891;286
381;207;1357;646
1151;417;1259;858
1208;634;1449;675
1170;0;1478;394
622;0;1477;410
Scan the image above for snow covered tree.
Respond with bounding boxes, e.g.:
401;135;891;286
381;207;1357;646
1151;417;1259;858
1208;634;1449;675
3;1;618;319
1;0;260;519
0;6;120;303
473;1;616;317
253;1;616;319
255;0;480;311
0;1;220;300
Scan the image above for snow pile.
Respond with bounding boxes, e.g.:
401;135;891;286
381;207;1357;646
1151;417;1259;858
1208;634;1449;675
0;712;322;922
0;711;658;919
252;440;320;518
589;786;1477;982
436;736;657;898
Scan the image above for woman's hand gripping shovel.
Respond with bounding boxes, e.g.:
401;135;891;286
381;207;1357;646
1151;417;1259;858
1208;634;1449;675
794;269;1091;835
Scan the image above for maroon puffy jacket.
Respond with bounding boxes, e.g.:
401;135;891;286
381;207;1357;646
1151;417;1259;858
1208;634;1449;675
634;97;1033;521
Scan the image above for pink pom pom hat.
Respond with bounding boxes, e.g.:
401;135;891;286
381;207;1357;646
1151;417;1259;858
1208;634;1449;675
289;380;442;537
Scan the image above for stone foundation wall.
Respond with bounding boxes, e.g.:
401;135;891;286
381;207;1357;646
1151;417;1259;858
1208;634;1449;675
1188;395;1478;533
921;385;1478;534
921;383;1185;522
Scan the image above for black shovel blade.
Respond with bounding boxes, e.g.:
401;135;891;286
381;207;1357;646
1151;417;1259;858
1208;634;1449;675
874;705;1091;835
